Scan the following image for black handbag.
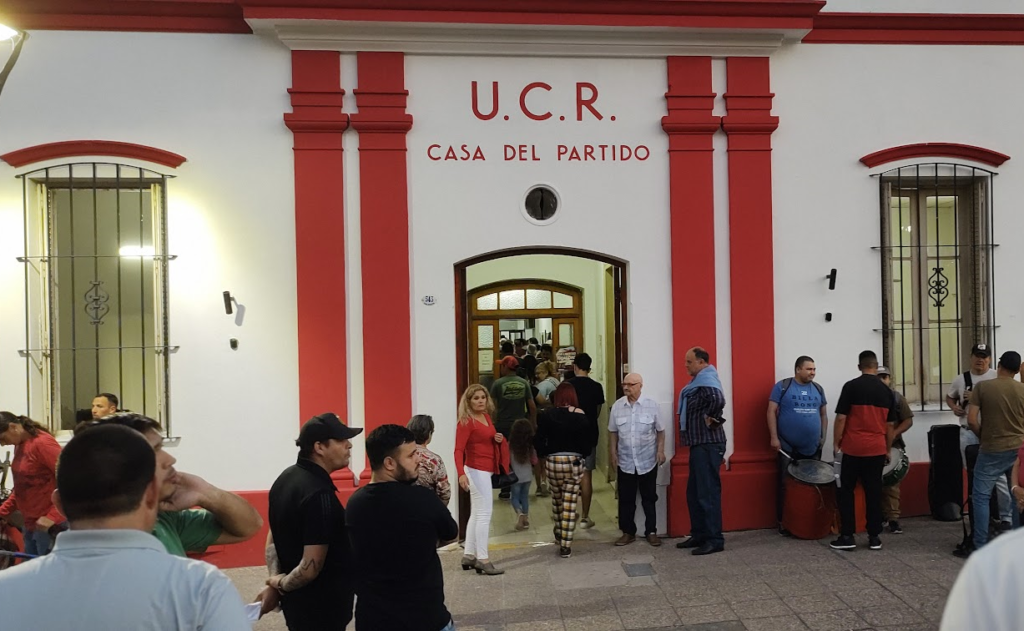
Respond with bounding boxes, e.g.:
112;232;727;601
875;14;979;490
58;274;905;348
491;465;519;489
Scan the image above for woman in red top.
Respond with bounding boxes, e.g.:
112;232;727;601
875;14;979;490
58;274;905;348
454;384;507;576
0;412;66;556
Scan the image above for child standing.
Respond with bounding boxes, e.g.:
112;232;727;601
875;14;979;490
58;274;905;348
508;419;536;531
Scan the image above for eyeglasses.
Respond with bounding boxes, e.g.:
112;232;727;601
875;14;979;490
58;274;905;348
621;382;640;387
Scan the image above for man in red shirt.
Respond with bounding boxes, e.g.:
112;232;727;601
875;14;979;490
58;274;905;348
831;350;897;551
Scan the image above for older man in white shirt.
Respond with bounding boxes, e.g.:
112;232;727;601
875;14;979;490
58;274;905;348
610;372;665;547
0;424;250;631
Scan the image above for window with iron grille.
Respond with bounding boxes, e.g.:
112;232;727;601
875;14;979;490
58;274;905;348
877;163;996;409
18;163;175;433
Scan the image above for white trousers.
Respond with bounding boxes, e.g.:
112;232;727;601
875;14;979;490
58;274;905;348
464;466;493;559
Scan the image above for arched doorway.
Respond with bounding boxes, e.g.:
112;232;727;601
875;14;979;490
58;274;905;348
454;247;628;544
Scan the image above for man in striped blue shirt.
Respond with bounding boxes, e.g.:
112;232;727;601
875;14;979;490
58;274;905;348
675;347;727;556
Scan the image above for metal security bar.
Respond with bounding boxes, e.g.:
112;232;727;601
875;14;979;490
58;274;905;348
874;163;997;410
17;163;175;433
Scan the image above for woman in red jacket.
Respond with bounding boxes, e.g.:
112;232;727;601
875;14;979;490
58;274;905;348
454;384;507;576
0;412;65;556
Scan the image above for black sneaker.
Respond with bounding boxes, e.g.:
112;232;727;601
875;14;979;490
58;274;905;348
953;545;973;559
888;520;903;534
868;536;882;550
829;536;856;551
559;546;572;558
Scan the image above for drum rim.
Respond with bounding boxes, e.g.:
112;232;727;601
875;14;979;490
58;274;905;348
787;459;835;485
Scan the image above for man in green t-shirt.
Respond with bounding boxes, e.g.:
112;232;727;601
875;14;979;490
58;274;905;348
86;413;264;556
967;350;1024;551
489;356;537;438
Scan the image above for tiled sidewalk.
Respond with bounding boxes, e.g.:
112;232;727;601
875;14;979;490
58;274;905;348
227;516;967;631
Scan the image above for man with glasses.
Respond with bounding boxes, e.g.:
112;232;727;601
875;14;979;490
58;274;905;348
610;373;665;547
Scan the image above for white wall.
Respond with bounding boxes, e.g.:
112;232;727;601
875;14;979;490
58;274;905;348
0;31;300;490
402;55;676;506
771;42;1024;462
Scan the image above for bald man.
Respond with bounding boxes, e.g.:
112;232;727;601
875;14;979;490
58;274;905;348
610;373;665;547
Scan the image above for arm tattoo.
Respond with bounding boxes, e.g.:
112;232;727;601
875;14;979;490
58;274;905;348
280;557;321;593
265;543;280;575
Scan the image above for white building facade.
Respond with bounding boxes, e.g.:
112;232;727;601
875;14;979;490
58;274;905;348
1;0;1022;565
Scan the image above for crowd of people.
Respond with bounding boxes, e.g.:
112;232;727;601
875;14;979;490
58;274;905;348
1;340;1024;629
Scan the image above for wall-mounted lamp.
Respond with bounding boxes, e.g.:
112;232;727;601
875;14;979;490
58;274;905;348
0;25;29;103
223;291;235;315
825;268;837;291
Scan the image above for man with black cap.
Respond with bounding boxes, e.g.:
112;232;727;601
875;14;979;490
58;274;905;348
263;412;362;630
947;343;1013;532
967;350;1024;552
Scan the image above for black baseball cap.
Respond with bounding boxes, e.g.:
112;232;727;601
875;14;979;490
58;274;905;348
998;351;1022;373
296;412;362;448
971;343;991;358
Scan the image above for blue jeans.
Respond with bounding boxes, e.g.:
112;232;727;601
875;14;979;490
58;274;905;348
23;528;54;557
687;442;726;549
510;481;531;516
972;448;1020;549
440;619;456;631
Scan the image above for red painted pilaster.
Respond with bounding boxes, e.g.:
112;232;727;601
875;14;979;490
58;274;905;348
350;52;414;482
662;57;721;537
721;57;778;530
284;50;356;490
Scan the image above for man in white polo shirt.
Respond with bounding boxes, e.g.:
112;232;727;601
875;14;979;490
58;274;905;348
0;424;250;630
610;372;665;547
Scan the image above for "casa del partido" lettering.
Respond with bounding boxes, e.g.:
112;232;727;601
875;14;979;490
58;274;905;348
424;80;650;163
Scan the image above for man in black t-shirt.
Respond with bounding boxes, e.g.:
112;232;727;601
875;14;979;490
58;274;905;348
347;425;459;631
266;413;362;631
568;353;606;529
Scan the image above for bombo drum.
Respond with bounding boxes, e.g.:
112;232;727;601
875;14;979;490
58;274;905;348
783;459;837;540
882;447;909;486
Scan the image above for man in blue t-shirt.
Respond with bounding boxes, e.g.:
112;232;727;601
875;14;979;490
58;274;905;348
766;355;828;534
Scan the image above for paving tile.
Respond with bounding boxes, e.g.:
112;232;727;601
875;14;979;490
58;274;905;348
684;622;747;631
661;583;728;607
798;609;872;631
452;610;504;626
723;582;778;603
504;620;565;631
559;597;618;618
834;587;904;609
613;591;673;611
730;598;795;620
620;607;682;629
563;613;625;631
674;603;738;625
502;605;562;623
855;607;927;627
782;594;849;614
741;615;810;631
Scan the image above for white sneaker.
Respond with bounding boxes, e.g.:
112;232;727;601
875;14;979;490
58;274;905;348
579;517;595;529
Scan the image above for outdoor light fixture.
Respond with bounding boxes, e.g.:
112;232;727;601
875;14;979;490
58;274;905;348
0;24;28;102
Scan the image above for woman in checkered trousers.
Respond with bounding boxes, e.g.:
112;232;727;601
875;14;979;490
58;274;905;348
534;382;597;559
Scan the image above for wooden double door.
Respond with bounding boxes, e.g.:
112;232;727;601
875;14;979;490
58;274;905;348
468;280;582;387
